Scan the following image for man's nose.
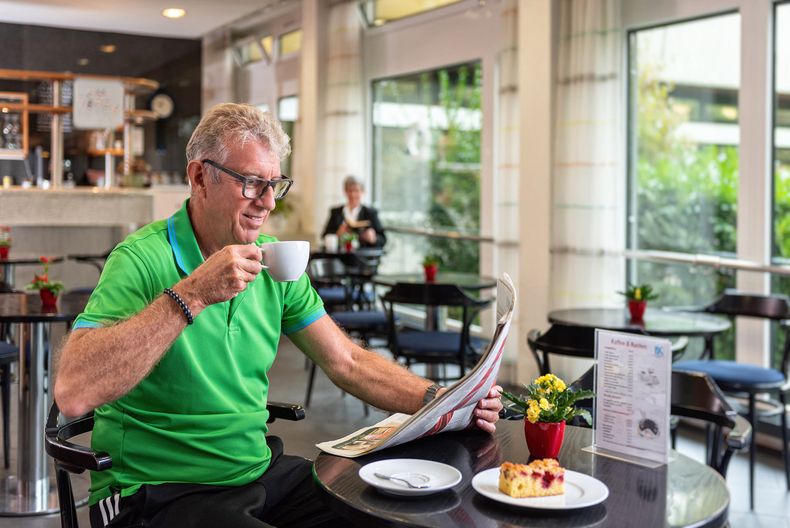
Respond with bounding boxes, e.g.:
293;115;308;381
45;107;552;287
254;186;276;209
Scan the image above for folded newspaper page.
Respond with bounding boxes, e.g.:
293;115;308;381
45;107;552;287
316;273;516;458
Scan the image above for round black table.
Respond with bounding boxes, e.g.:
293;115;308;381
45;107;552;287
0;255;64;288
547;308;730;337
0;291;89;515
374;272;497;290
547;308;731;359
313;420;729;528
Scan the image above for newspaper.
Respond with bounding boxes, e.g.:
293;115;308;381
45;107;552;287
316;273;516;458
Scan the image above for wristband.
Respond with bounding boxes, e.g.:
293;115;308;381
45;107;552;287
423;383;442;405
163;288;193;325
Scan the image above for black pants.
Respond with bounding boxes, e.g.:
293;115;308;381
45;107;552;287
89;437;345;528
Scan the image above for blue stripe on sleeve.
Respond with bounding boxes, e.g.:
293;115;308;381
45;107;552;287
283;307;327;335
73;320;102;329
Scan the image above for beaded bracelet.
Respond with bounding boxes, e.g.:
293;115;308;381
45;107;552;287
163;287;194;325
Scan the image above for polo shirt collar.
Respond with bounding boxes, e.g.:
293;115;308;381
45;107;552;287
167;199;205;276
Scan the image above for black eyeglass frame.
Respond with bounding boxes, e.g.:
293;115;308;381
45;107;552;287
202;159;293;200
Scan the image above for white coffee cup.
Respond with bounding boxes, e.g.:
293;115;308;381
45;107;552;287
323;234;339;253
260;241;310;282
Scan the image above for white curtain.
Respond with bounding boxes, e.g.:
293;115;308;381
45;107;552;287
494;0;520;373
551;0;625;309
320;1;365;220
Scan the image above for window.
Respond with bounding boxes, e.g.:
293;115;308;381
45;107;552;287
360;0;463;27
279;29;302;56
772;2;790;367
628;14;740;305
372;62;482;274
278;96;298;176
232;39;264;67
260;35;274;60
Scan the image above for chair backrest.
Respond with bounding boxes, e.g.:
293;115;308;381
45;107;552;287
705;289;790;320
705;290;790;372
307;256;347;284
527;324;597;375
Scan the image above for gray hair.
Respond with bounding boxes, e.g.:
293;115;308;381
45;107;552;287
186;103;291;180
343;175;364;191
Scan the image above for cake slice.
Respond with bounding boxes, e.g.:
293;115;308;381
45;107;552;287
498;459;565;498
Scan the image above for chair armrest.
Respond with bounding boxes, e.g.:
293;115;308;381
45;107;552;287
725;415;752;451
45;435;112;474
266;401;305;423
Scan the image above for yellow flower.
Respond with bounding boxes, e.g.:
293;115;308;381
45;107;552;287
634;287;642;300
527;406;541;423
539;397;552;411
554;378;567;392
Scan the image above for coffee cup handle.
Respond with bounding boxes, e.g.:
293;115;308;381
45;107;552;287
259;246;269;269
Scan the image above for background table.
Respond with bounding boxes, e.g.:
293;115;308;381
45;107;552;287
313;420;729;528
548;307;731;358
0;291;89;515
374;272;497;291
0;255;64;288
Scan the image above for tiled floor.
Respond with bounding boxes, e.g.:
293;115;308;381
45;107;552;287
1;339;788;527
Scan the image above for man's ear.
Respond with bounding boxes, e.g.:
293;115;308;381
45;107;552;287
187;160;208;198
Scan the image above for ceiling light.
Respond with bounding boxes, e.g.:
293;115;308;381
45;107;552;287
99;44;116;53
78;58;90;66
162;7;186;19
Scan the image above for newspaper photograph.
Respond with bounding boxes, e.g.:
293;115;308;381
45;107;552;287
316;273;516;458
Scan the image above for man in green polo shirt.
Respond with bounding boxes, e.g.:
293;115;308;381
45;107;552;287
55;103;502;528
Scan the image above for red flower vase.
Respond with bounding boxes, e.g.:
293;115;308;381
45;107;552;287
524;420;566;459
628;300;647;321
423;264;438;282
344;241;354;253
39;289;58;310
0;246;8;260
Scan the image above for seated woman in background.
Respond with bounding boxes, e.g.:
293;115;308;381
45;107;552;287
322;175;386;248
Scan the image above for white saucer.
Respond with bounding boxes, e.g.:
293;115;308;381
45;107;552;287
471;467;608;509
359;459;462;497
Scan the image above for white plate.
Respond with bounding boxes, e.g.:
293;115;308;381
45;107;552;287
359;459;462;497
471;467;609;510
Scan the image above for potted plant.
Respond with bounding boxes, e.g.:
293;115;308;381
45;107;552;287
618;283;659;321
340;232;358;253
0;226;11;260
422;254;440;282
26;256;64;309
501;374;594;458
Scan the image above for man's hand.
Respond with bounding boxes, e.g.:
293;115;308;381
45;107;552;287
177;244;262;311
336;222;350;237
471;385;503;434
360;227;377;245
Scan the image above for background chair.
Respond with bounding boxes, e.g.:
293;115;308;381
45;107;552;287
45;400;306;528
674;290;790;509
68;250;111;295
381;282;492;383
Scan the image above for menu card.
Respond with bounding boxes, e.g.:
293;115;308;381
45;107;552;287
590;329;671;467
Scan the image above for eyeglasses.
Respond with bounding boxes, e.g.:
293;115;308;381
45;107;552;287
202;159;293;200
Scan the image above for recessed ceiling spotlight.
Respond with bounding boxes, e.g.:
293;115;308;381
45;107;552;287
99;44;116;53
78;58;90;66
162;7;186;19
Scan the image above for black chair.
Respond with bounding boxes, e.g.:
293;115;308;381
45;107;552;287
674;290;790;509
381;282;492;383
308;256;350;312
45;400;306;528
563;367;749;478
528;324;598;376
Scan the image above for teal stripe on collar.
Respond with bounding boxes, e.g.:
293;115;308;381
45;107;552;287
167;216;188;275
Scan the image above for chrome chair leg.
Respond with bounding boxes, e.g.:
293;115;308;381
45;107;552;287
780;391;790;489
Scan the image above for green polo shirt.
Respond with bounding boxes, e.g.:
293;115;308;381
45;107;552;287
72;199;325;506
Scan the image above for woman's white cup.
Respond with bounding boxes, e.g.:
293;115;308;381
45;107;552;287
260;241;310;282
323;234;339;253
